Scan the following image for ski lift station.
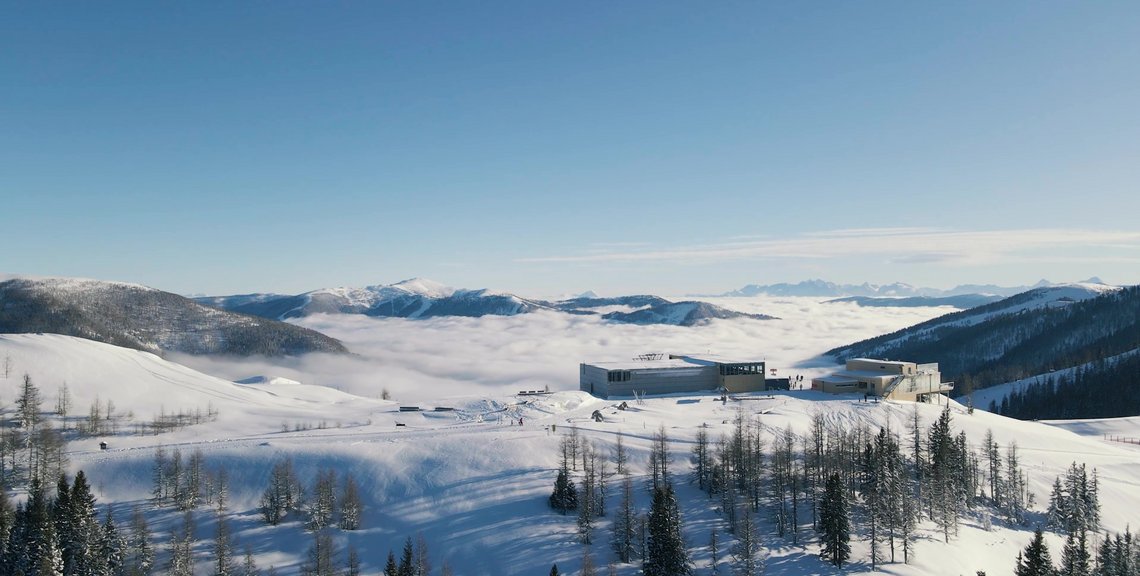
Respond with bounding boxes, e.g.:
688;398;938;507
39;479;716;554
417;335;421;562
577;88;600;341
580;353;775;399
811;358;954;402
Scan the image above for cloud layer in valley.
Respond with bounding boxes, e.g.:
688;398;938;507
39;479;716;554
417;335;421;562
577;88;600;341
172;297;950;402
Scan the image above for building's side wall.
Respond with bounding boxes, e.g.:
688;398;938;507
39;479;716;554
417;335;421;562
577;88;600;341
885;369;951;401
846;359;916;375
581;365;720;398
609;367;718;397
721;373;767;393
580;364;611;398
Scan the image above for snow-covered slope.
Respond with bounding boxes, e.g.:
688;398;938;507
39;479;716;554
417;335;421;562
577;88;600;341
0;334;382;438
4;319;1140;575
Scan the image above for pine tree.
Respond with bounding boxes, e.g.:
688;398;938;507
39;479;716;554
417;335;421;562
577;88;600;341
984;429;1003;507
818;473;850;568
643;484;690;576
1048;477;1066;531
1015;529;1054;576
0;490;13;567
100;509;127;576
549;468;578;515
17;373;43;431
398;537;415;576
1004;442;1029;525
383;550;398;576
1059;530;1090;576
549;564;559;576
927;406;961;542
71;470;102;576
578;443;597;544
860;440;879;568
126;507;154;576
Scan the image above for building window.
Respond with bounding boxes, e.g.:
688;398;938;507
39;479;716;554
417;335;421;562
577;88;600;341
607;371;631;383
719;363;764;376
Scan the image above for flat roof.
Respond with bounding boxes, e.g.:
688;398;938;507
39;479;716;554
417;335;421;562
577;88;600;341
672;353;765;365
585;352;765;371
814;375;859;384
586;357;706;371
849;358;914;367
832;369;898;380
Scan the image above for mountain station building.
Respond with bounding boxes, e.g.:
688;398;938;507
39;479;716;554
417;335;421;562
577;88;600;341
811;358;953;401
580;353;774;399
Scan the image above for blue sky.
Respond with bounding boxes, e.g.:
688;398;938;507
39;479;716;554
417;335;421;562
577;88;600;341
4;2;1140;297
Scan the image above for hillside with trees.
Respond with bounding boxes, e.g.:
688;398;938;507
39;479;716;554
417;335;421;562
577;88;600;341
828;286;1140;407
0;278;347;357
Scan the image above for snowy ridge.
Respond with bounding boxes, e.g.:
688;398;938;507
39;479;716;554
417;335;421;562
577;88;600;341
0;277;348;356
832;283;1121;357
713;278;1064;298
200;281;772;326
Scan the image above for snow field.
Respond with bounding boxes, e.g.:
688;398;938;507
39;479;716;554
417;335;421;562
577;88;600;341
3;293;1138;575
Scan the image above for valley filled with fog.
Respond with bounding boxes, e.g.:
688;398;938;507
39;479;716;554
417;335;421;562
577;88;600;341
173;297;952;401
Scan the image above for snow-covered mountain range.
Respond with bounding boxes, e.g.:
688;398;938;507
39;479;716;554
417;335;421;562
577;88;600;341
198;279;777;327
714;278;1106;298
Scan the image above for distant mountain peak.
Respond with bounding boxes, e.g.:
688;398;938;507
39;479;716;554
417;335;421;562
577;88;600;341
388;277;455;298
710;278;1108;299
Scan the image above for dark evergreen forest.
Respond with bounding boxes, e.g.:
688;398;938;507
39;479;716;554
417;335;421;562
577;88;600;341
830;287;1140;419
995;354;1140;420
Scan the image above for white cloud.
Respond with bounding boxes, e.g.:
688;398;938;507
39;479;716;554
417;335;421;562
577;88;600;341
172;297;950;403
514;227;1140;267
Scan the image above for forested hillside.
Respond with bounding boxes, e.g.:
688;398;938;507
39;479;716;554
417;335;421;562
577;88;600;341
994;353;1140;420
829;286;1140;393
0;278;348;356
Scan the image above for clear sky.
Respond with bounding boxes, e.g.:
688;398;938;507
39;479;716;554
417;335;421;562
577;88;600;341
4;2;1140;297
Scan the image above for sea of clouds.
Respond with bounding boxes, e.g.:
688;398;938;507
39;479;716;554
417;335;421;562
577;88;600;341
171;296;950;403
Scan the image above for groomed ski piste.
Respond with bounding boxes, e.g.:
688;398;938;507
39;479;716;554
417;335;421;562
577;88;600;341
3;328;1139;576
